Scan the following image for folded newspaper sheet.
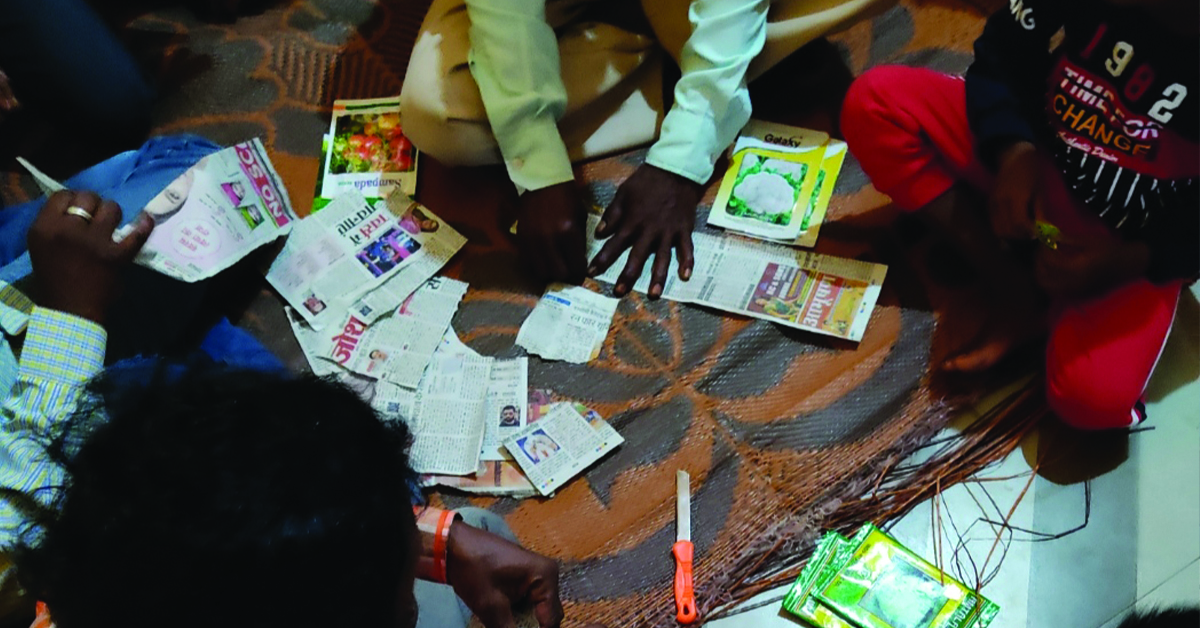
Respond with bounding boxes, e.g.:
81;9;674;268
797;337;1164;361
503;402;624;496
21;139;298;283
432;327;529;461
316;97;418;211
588;216;886;342
267;189;465;330
516;283;619;364
421;390;617;498
308;277;467;389
707;121;846;248
408;349;492;475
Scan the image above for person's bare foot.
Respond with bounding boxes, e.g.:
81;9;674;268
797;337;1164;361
942;289;1044;372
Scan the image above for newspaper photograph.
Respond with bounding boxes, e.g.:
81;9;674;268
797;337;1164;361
308;277;467;389
707;122;829;244
407;350;492;475
480;358;529;460
266;188;465;330
503;403;624;496
320;97;418;207
516;284;619;364
588;216;887;342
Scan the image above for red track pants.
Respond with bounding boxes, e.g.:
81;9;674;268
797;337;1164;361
841;66;1183;430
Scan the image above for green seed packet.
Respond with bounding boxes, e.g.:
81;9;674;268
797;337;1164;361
814;524;999;628
782;526;872;627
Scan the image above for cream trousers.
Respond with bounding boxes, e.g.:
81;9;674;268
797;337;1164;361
399;0;892;167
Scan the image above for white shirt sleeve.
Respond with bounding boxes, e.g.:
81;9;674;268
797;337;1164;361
465;0;575;193
646;0;769;184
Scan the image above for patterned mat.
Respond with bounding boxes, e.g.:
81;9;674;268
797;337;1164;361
2;1;1024;626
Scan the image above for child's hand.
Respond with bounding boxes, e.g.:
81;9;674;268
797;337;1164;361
1034;235;1149;299
989;141;1043;241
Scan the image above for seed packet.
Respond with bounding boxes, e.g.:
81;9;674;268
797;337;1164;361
814;524;999;628
782;530;859;628
708;121;829;244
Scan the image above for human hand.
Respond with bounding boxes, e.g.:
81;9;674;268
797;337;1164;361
0;69;17;112
517;181;588;285
989;141;1044;241
447;520;564;628
28;191;154;324
1034;235;1149;299
588;164;701;298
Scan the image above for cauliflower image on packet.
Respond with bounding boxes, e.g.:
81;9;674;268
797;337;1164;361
710;121;842;245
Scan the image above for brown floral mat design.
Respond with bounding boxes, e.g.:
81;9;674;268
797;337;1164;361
0;1;1040;627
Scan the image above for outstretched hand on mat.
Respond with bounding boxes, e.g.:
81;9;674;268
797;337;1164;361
588;164;702;299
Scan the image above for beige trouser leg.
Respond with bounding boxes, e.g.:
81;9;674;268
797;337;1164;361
399;0;664;167
399;0;894;168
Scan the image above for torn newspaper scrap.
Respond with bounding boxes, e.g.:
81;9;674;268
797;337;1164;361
266;188;465;330
503;402;623;496
587;216;887;342
479;357;530;460
408;349;492;475
308;277;467;389
516;283;619;363
21;140;298;283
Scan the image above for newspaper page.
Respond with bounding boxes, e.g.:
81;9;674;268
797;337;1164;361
22;140;297;283
319;97;418;210
266;188;465;330
588;216;887;342
707;122;829;244
479;358;529;460
421;392;611;497
516;284;619;363
407;350;492;475
308;277;467;389
503;403;624;496
425;460;538;498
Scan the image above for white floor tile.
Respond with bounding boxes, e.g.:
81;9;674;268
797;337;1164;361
1138;558;1200;610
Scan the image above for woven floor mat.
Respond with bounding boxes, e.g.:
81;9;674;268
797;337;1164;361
1;1;1035;626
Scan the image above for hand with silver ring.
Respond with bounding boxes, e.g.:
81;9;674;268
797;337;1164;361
28;190;155;324
65;206;94;223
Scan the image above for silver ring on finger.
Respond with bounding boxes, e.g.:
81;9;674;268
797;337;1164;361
65;206;94;223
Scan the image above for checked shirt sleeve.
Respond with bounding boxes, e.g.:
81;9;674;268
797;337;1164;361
0;308;106;548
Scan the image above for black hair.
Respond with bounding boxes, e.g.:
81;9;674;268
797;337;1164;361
1116;607;1200;628
5;367;420;628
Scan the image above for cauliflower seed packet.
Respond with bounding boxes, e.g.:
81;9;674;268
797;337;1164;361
708;121;843;247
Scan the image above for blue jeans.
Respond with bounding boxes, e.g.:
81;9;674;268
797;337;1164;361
0;135;284;372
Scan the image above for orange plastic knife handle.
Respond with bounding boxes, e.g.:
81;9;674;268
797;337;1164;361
673;540;698;624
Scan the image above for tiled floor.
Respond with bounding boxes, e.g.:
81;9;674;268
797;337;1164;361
710;285;1200;628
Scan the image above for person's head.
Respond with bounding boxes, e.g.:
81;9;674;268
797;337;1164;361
143;168;198;221
8;368;421;628
500;405;518;422
369;349;388;361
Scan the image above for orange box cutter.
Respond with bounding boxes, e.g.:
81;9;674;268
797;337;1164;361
673;470;698;624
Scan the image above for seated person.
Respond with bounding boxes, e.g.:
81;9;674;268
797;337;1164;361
401;0;892;296
0;191;593;628
840;0;1198;429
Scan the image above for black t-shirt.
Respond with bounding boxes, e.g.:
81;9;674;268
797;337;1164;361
966;0;1199;282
